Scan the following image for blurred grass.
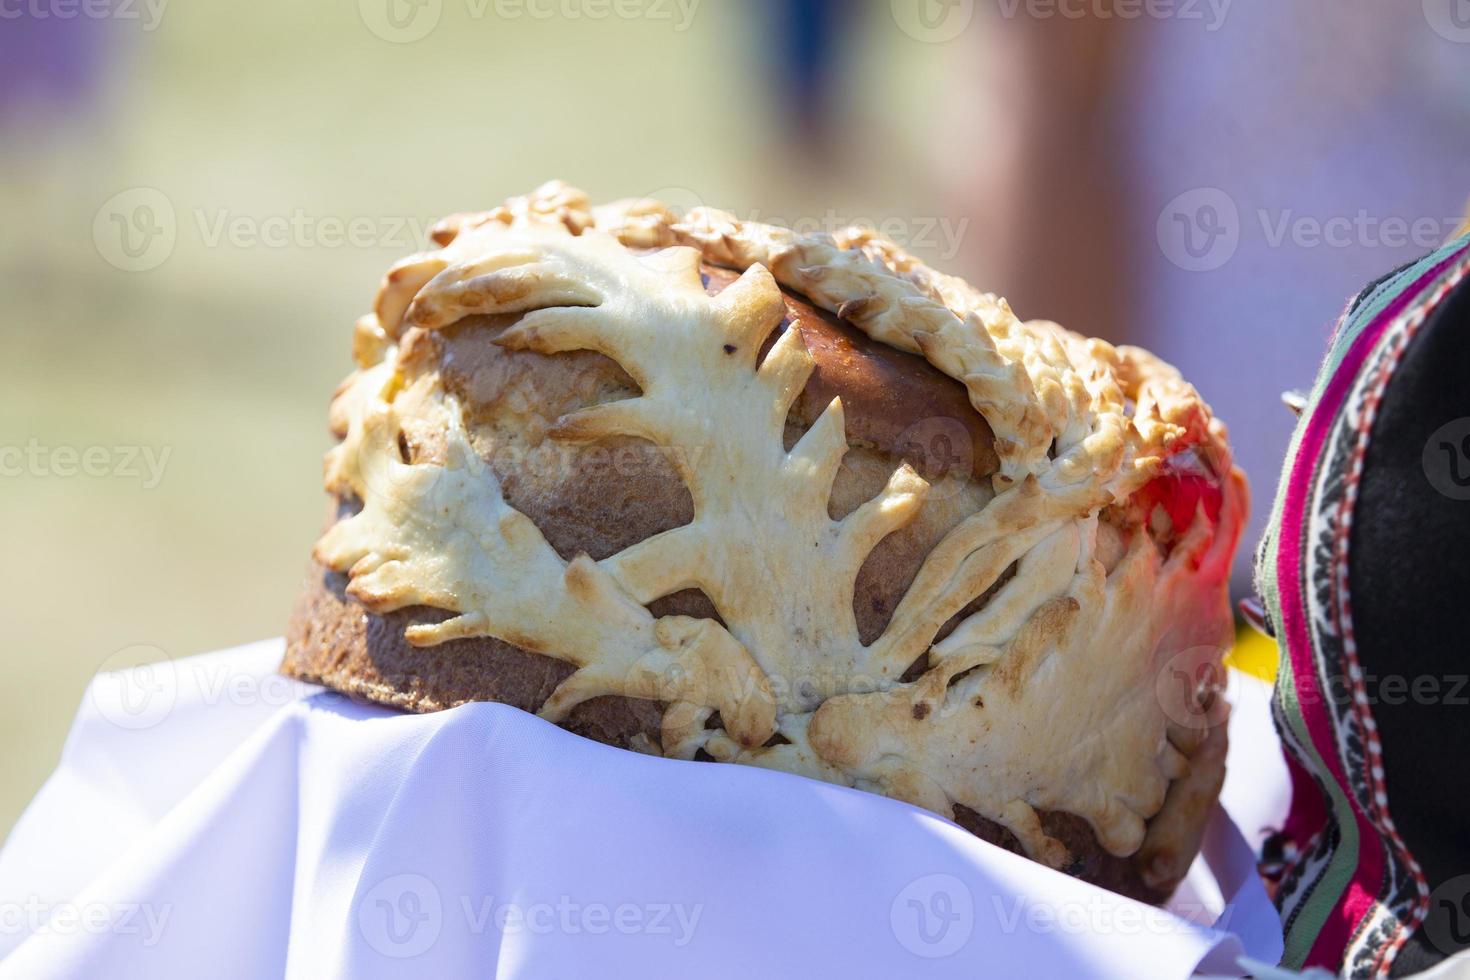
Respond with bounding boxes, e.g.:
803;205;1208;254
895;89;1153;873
1;2;955;839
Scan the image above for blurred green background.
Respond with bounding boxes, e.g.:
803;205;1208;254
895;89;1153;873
5;0;1465;841
0;1;952;838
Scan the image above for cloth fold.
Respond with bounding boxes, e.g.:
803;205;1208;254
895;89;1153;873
0;640;1285;979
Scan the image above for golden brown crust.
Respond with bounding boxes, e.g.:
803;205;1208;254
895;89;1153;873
698;264;999;481
286;183;1247;901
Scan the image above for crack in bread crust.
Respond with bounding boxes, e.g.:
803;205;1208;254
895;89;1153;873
290;182;1247;895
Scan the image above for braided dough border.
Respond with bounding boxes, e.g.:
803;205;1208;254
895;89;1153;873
316;182;1246;884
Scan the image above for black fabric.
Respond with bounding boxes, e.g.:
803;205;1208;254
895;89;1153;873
1346;256;1424;325
1351;275;1470;977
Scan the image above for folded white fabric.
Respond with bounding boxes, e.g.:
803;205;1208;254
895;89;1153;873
0;640;1286;979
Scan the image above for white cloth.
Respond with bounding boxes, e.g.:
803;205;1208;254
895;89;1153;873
0;640;1287;979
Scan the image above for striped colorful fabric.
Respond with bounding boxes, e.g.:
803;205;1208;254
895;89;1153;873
1255;234;1470;977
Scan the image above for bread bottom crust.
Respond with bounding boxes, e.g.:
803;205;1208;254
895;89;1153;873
283;560;1191;904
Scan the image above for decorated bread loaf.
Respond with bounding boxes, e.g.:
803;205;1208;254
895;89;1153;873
284;182;1247;902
